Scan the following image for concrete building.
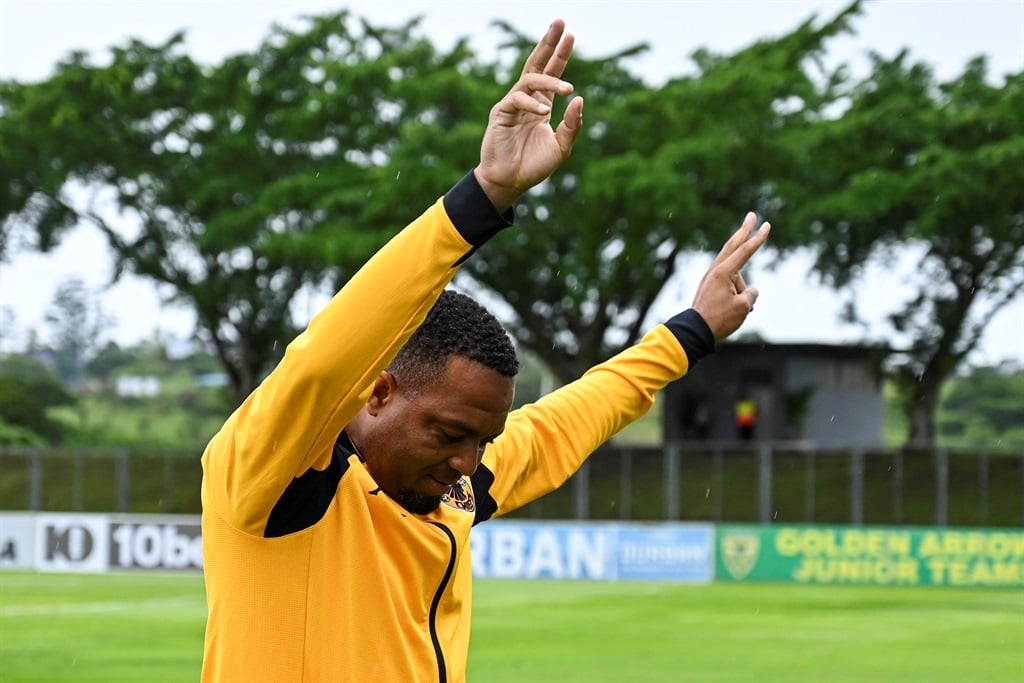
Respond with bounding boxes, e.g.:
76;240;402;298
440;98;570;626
663;342;887;448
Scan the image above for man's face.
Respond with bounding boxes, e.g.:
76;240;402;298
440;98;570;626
357;356;515;514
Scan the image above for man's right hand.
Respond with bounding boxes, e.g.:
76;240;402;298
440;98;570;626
691;212;772;341
475;19;585;213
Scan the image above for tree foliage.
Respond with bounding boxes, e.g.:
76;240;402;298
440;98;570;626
0;355;76;443
2;2;1020;449
938;363;1024;446
44;277;109;387
1;12;487;404
788;51;1024;446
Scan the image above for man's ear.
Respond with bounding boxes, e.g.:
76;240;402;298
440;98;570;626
365;371;398;415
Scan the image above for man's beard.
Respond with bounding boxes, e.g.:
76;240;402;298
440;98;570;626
394;489;442;515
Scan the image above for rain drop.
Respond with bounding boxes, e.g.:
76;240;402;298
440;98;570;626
396;171;401;180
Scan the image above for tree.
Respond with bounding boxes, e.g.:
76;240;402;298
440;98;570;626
377;5;861;382
789;53;1024;446
44;276;108;387
0;355;76;443
0;12;486;405
938;363;1024;446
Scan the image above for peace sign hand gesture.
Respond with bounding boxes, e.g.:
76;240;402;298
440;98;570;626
691;212;772;341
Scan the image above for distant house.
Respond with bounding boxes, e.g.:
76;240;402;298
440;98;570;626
663;342;887;448
195;372;229;388
115;375;161;398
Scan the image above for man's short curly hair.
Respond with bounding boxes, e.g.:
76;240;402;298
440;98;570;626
387;289;519;394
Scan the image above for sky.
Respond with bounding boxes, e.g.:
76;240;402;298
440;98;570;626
0;0;1022;364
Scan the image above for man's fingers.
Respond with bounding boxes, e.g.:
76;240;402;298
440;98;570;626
494;76;574;122
554;96;585;153
496;90;554;118
512;73;574;101
711;212;758;267
521;19;569;77
720;220;770;272
744;286;759;311
542;31;574;78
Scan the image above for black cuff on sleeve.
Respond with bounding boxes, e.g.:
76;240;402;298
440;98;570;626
443;171;515;248
665;308;716;367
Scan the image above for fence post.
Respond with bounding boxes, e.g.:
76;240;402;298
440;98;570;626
758;443;772;523
28;449;42;511
850;449;864;525
619;449;632;520
572;459;589;520
711;447;724;522
72;451;84;511
665;442;680;521
116;449;131;513
803;448;816;523
935;448;949;527
977;449;989;525
892;450;904;525
163;451;175;512
1019;455;1024;527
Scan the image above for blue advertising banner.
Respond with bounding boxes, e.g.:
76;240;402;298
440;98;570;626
470;520;713;583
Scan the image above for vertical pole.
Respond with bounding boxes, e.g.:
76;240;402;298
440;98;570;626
665;442;680;521
117;449;131;513
572;459;589;520
935;447;949;527
163;452;175;513
1019;454;1024;527
892;450;904;525
619;449;632;521
72;450;83;512
758;443;773;524
28;449;42;511
977;449;989;525
850;449;864;525
711;447;724;522
804;448;816;523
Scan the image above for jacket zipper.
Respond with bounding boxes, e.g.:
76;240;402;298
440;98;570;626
426;521;457;683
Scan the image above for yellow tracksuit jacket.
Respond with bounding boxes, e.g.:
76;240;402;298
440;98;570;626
200;172;713;682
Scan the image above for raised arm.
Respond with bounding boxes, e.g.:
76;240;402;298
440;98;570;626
202;19;586;535
482;214;771;515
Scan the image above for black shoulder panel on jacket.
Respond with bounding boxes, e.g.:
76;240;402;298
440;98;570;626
470;463;498;526
264;437;352;538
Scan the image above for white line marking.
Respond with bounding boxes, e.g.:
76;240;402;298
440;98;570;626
0;596;202;617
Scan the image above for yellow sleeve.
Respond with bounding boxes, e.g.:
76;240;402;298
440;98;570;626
202;197;473;535
481;324;691;515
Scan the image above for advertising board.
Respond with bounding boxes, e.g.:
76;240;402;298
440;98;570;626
717;524;1024;588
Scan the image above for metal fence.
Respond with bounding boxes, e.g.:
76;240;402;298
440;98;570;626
2;443;1022;527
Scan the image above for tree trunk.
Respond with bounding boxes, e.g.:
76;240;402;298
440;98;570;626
905;379;940;448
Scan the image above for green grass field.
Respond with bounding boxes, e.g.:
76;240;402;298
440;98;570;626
1;571;1021;682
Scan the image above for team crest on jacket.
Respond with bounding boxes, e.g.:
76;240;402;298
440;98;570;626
441;478;475;513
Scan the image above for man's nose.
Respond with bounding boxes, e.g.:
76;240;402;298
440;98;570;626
447;442;482;478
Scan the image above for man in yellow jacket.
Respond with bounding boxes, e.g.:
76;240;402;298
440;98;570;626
200;18;769;682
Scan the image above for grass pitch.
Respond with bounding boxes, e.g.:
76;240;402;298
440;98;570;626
0;571;1020;682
